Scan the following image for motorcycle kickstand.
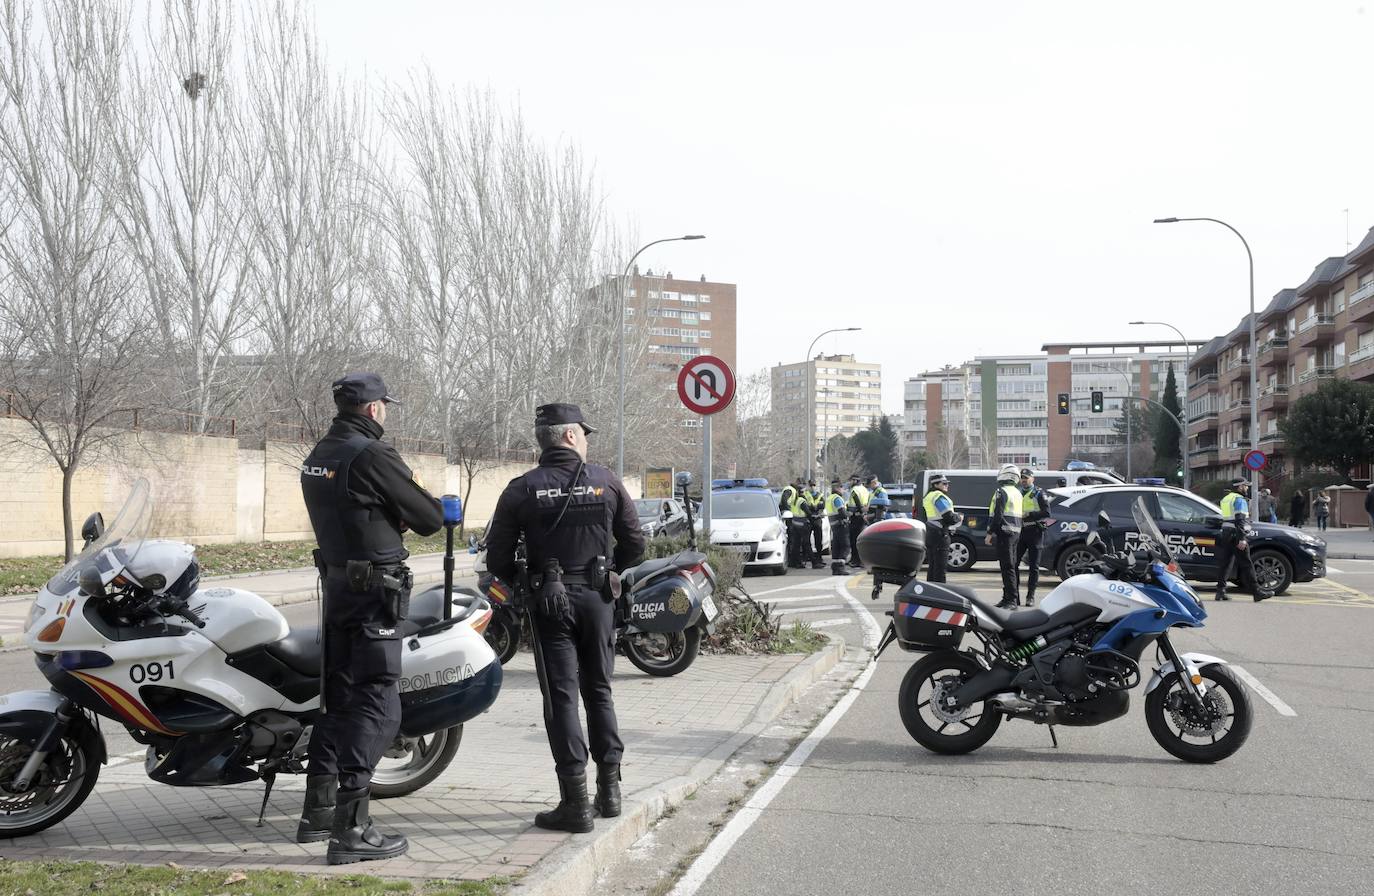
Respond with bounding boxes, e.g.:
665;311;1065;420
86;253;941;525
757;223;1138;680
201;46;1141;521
1047;725;1059;749
256;770;277;827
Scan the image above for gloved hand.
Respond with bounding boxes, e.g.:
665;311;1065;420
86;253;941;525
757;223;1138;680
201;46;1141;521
537;578;570;620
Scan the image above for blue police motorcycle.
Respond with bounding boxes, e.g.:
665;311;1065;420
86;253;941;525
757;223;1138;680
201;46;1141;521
871;498;1254;762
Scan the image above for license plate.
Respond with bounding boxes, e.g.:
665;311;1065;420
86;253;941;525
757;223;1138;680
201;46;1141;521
701;594;718;622
722;544;752;554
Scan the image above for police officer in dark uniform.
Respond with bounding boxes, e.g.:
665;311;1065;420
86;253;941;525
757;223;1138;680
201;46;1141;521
485;403;645;833
1216;478;1273;603
296;372;443;865
1014;469;1052;607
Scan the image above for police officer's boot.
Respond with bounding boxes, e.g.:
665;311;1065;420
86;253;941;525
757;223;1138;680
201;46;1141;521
594;764;622;818
1024;592;1035;608
294;774;336;844
326;788;409;865
535;774;595;833
831;560;847;576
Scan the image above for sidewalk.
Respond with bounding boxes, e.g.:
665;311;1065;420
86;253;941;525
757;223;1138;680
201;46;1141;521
0;638;844;889
1312;526;1374;560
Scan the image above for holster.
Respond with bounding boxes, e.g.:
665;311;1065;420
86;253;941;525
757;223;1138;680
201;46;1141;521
382;566;413;625
590;555;614;602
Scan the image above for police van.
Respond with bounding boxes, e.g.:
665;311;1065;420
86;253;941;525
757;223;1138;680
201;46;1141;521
910;467;1125;572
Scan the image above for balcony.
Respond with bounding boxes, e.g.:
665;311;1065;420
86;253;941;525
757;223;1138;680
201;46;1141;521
1188;446;1220;468
1296;366;1338;384
1257;335;1289;367
1294;313;1337;348
1348;344;1374;384
1351;343;1374;365
1257;383;1289;411
1219;397;1251;424
1188;372;1219;393
1188;410;1219;436
1349;281;1374;322
1259;431;1285;449
1223;357;1251;384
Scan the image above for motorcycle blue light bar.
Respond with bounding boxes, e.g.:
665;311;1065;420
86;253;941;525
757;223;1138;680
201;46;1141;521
441;494;463;524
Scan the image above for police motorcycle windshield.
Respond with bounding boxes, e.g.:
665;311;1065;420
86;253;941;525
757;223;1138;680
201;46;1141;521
1131;496;1174;565
44;478;152;597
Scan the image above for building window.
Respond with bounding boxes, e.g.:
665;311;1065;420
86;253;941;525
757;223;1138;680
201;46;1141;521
700;293;711;303
700;311;712;320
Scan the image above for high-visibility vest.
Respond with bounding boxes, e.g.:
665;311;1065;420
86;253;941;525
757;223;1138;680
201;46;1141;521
780;485;798;514
923;489;953;524
802;491;824;513
989;484;1023;521
1021;486;1043;517
1221;491;1248;519
849;484;870;509
870;485;890;506
826;493;847;517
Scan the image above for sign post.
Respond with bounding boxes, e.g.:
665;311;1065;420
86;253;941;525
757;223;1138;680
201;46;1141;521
677;355;736;537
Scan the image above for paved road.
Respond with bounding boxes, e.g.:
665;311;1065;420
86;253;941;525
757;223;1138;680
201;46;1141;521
669;565;1374;896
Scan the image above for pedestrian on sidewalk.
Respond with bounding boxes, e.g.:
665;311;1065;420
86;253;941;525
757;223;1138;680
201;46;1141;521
298;372;444;865
486;403;645;834
1289;489;1307;528
1257;488;1277;525
1314;490;1330;532
1366;484;1374;537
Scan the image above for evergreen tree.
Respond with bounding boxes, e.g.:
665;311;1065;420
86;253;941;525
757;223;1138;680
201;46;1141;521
1153;365;1183;480
1281;379;1374;483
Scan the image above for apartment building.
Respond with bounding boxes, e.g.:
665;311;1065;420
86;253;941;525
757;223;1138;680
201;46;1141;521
771;354;883;472
903;343;1195;470
623;269;738;447
1188;225;1374;483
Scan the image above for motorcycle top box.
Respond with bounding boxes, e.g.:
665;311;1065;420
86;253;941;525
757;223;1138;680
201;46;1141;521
856;518;926;577
627;570;709;633
890;579;971;651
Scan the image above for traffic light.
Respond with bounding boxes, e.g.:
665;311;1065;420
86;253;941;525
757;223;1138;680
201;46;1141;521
1091;390;1104;413
1057;393;1070;415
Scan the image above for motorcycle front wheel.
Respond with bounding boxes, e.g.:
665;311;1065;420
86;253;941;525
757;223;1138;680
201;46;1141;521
1144;664;1253;763
371;725;462;798
0;725;102;838
623;627;702;677
899;651;1002;754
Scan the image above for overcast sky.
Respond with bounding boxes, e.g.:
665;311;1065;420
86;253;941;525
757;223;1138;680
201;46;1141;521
316;0;1374;414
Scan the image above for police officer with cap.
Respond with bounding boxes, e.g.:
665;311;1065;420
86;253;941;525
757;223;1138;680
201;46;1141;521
1014;468;1052;607
485;403;645;833
1216;478;1272;603
298;372;443;864
921;474;962;583
825;478;850;575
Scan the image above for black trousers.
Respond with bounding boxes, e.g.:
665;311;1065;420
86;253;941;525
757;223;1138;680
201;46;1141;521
786;520;810;565
807;518;824;561
1016;527;1043;600
1215;538;1260;597
848;516;867;566
926;526;948;583
995;530;1020;602
307;577;404;792
828;517;849;565
529;585;622;778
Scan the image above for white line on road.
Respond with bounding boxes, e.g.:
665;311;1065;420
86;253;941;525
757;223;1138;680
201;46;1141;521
1230;665;1297;717
669;582;882;896
748;581;840;598
776;604;848;615
762;593;850;604
808;618;850;629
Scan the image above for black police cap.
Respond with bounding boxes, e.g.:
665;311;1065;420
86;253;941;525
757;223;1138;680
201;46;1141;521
535;402;596;434
332;372;399;406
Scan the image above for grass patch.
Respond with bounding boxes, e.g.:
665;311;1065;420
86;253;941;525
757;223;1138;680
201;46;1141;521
0;860;510;896
0;529;482;597
770;620;829;654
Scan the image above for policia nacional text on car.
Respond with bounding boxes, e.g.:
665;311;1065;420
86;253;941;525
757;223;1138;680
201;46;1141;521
486;403;646;833
298;372;445;865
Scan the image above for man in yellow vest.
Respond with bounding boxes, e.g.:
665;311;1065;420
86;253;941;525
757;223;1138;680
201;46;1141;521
1014;468;1053;606
922;474;963;583
802;481;827;569
780;477;807;569
985;464;1024;609
826;479;850;575
846;475;871;570
1217;478;1272;602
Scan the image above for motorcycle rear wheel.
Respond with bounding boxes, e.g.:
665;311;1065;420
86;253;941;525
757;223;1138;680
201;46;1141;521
485;616;521;665
899;652;1002;754
1144;664;1252;763
624;627;701;677
0;726;102;838
371;725;462;798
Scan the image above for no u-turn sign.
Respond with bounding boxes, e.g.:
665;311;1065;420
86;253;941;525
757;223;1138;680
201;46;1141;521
677;355;735;415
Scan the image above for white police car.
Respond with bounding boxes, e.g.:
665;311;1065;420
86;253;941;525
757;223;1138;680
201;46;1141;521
696;479;789;576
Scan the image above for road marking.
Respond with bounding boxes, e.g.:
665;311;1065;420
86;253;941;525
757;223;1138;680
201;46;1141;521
764;593;849;604
1230;664;1297;717
668;581;881;896
1326;566;1345;574
749;581;839;598
776;604;848;615
808;618;850;628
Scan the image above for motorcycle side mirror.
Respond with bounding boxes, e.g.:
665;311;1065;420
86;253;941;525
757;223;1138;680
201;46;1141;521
81;512;105;546
77;563;105;597
1203;515;1223;530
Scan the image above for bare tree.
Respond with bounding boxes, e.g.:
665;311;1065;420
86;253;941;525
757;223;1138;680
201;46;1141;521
928;421;970;469
105;0;253;432
0;0;149;558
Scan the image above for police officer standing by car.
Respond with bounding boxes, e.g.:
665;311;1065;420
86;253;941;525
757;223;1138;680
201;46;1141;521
803;481;826;569
298;372;444;865
1014;468;1052;607
846;475;871;569
986;464;1024;609
826;479;850;575
866;476;890;523
921;474;962;583
1216;478;1273;603
780;477;808;569
485;403;645;833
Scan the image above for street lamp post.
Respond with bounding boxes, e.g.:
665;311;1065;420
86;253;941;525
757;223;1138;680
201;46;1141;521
617;235;705;478
1129;320;1194;489
1154;217;1259;496
1091;363;1134;480
804;328;861;481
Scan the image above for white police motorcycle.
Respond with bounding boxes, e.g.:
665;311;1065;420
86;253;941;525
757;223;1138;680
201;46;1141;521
0;479;503;837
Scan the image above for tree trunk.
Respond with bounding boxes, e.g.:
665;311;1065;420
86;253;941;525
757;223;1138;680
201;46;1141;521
61;465;75;562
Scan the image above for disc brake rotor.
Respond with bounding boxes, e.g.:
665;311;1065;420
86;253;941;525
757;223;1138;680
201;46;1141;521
1169;686;1231;736
928;676;973;724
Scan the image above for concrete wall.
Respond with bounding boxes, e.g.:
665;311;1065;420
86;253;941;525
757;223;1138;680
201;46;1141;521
0;417;644;557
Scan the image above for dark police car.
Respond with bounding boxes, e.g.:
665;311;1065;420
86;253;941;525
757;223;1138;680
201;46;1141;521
1040;484;1327;595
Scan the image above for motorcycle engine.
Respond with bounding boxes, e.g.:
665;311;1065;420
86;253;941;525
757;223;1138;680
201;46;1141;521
1052;647;1097;703
1053;643;1141;703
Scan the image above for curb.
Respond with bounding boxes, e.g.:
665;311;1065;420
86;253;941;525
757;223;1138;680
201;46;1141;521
1327;552;1374;561
512;635;849;896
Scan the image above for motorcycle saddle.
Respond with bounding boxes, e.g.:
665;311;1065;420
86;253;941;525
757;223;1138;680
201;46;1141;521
265;628;322;676
953;586;1051;634
619;551;707;591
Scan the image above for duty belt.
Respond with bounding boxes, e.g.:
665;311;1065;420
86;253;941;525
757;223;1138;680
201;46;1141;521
530;572;595;587
325;563;407;587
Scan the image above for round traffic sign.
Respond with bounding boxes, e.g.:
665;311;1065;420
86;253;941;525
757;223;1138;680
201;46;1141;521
1243;449;1267;471
677;355;735;416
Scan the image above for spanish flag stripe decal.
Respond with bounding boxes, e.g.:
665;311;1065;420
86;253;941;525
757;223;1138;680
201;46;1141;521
70;671;176;736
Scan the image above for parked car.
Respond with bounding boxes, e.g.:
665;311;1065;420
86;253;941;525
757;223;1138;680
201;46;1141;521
1039;484;1327;595
697;479;789;575
634;497;691;538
